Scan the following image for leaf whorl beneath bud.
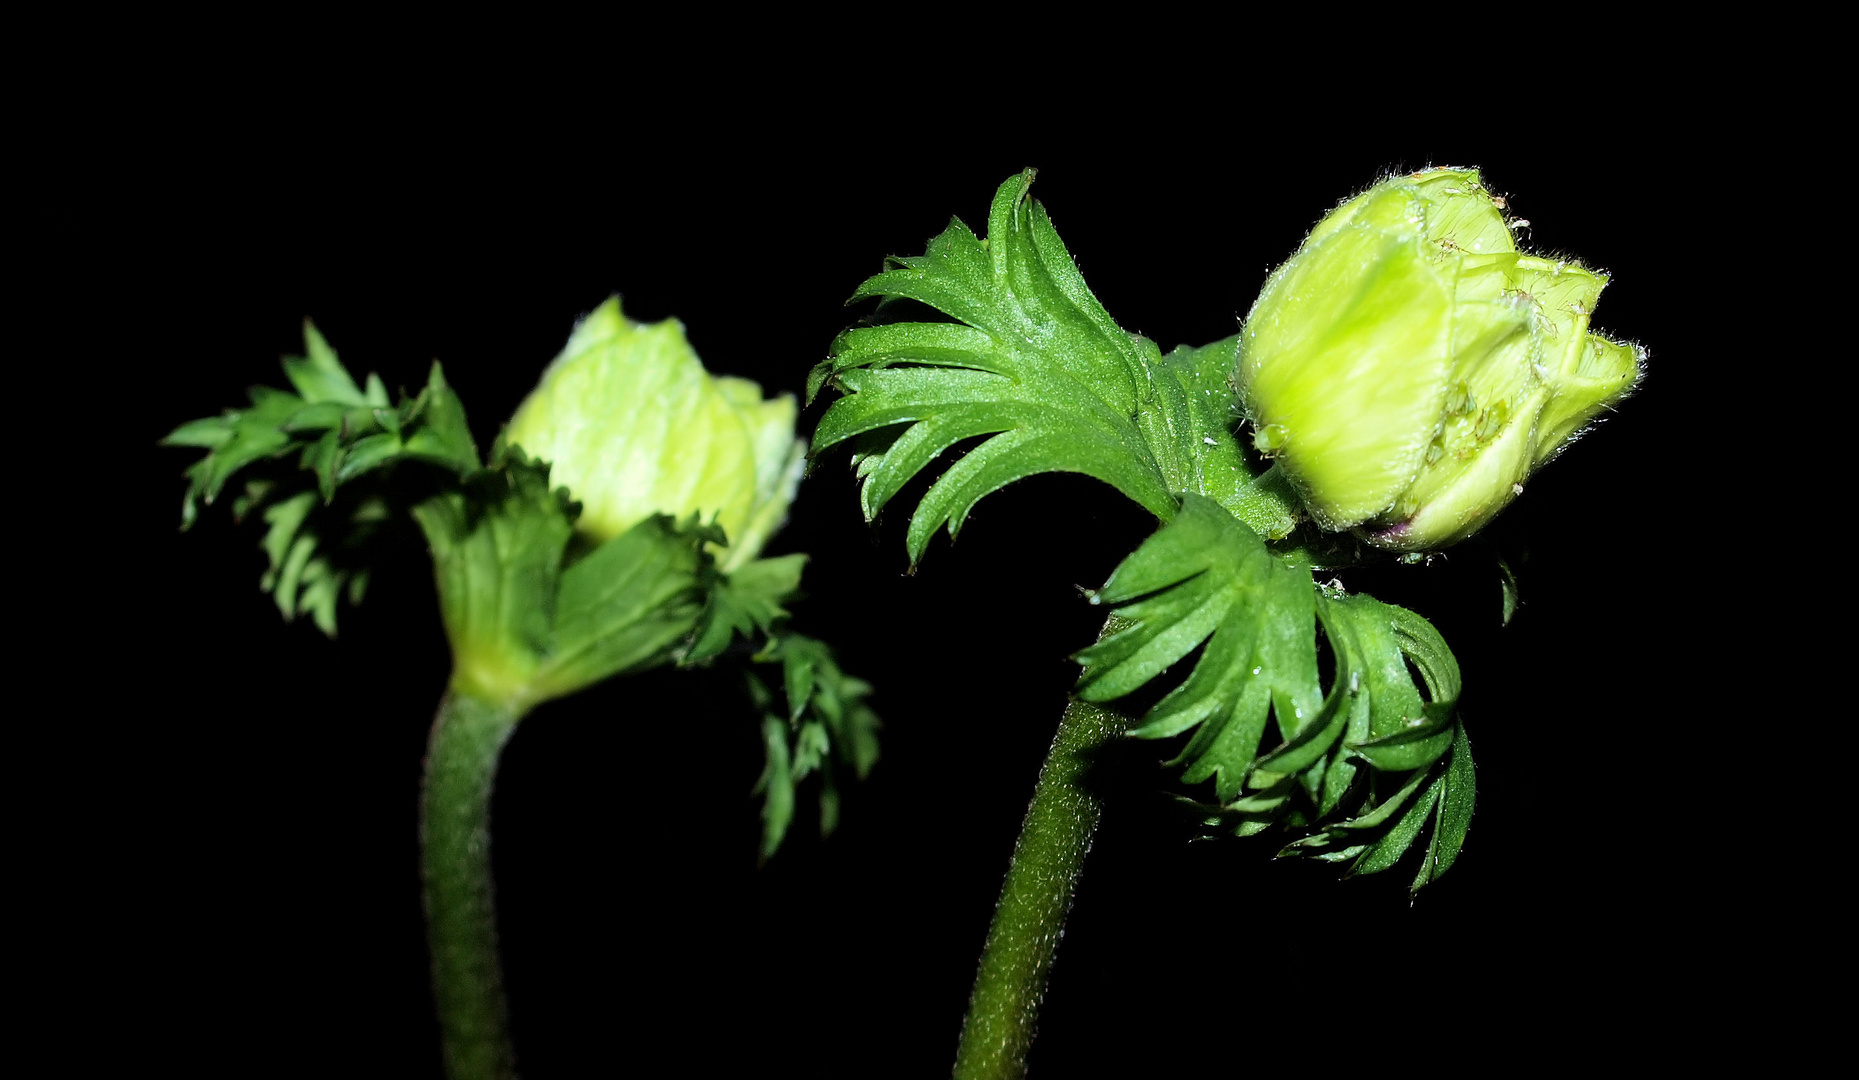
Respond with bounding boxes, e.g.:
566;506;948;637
1077;495;1474;893
162;322;481;635
811;170;1300;567
167;320;879;860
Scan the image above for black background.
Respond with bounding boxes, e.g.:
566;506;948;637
81;60;1795;1076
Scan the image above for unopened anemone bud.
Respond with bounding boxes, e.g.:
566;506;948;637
505;298;806;570
1236;168;1643;552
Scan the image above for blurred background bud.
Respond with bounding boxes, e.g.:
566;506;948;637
1237;168;1643;551
506;298;806;568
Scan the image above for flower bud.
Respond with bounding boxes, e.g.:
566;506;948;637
1237;168;1642;551
505;298;806;569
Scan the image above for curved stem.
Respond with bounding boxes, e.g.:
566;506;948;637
422;690;525;1080
952;687;1126;1080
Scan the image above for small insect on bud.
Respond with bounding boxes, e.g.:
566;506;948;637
1236;168;1643;551
505;298;806;568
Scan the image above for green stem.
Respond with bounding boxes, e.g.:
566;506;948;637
422;690;525;1080
952;686;1126;1079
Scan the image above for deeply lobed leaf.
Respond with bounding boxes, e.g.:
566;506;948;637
1078;494;1475;891
163;324;480;634
811;171;1298;566
746;634;881;861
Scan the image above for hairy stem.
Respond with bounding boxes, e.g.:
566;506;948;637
422;690;525;1080
953;657;1127;1080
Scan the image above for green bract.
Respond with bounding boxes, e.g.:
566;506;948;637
507;298;807;570
1237;168;1643;551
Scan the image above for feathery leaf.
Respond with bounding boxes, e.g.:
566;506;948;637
164;324;480;634
812;171;1298;565
1078;494;1475;890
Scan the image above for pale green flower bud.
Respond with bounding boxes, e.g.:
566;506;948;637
1237;168;1643;551
506;298;806;569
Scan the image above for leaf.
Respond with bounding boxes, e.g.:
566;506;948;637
259;491;318;584
1386;603;1462;705
746;634;882;859
165;324;482;635
1330;768;1432;834
400;362;480;474
1348;774;1442;877
1148;342;1301;540
412;453;578;699
1410;721;1476;892
1348;715;1454;773
811;171;1294;565
283;321;370;406
1077;494;1473;889
162;416;234;448
171;387;302;511
684;553;808;665
1279;715;1475;894
793;721;829;781
783;644;817;725
537;513;708;698
1326;593;1458;773
295;556;348;636
410;448;716;707
1076;494;1318;802
753;712;795;865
